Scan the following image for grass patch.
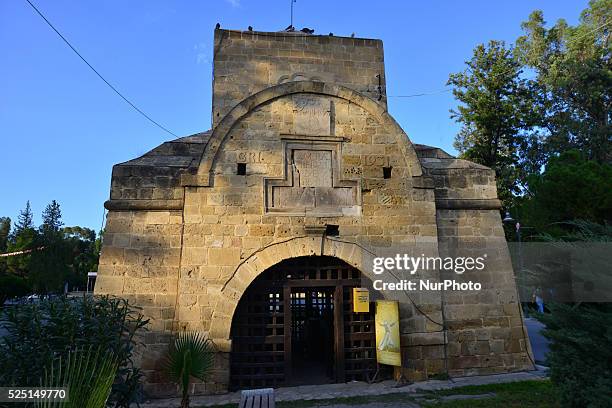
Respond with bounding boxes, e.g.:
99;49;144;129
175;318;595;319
420;379;559;407
200;380;558;408
199;393;418;408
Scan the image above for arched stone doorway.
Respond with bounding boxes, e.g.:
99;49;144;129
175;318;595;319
230;256;376;390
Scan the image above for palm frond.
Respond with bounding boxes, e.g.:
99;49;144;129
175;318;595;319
164;331;215;398
37;346;118;408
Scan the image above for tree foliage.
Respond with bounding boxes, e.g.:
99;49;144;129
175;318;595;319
536;303;612;408
1;200;100;297
516;1;612;163
14;200;34;236
448;40;541;209
450;0;611;233
520;150;612;235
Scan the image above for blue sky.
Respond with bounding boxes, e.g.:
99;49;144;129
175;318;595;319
0;0;587;231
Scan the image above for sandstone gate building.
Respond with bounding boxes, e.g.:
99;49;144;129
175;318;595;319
96;28;533;395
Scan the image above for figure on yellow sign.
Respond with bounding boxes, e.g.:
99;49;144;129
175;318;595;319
375;300;402;366
377;320;398;351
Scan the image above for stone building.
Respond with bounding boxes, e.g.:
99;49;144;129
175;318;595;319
96;28;533;396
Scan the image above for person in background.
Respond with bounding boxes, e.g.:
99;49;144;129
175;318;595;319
533;287;544;313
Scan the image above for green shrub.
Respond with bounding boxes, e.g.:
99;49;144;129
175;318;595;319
536;303;612;408
37;346;118;408
0;295;149;407
0;274;31;305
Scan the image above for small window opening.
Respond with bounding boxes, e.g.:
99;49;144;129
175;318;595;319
383;166;392;179
237;163;247;175
325;224;339;236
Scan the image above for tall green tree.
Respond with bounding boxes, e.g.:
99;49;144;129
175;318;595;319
30;201;70;293
6;202;38;277
0;217;10;252
13;200;34;236
515;0;612;162
41;200;63;233
0;217;11;275
448;40;541;209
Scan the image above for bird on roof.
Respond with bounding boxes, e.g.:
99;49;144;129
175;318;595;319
285;24;295;32
248;26;253;31
215;23;220;29
351;33;355;38
329;32;334;36
300;27;314;34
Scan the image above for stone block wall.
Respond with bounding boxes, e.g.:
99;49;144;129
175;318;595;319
436;209;533;376
212;29;386;127
96;28;533;397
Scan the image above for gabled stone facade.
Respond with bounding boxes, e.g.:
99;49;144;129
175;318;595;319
96;29;533;396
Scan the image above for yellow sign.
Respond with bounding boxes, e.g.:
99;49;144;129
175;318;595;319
352;288;370;313
375;300;402;366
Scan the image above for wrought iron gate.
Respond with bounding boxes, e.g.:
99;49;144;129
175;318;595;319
230;256;376;390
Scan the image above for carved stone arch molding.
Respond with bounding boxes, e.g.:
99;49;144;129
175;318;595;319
181;80;423;187
208;236;390;349
277;72;324;84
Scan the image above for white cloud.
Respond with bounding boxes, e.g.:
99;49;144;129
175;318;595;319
225;0;240;8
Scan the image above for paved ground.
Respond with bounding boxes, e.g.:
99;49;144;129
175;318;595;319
524;317;550;364
141;367;548;408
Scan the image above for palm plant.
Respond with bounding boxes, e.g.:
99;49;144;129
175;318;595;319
37;346;118;408
165;331;215;408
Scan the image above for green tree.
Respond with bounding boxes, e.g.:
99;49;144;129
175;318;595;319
29;201;69;293
0;217;10;252
6;201;38;277
520;150;612;235
41;200;63;233
516;0;612;163
13;200;34;236
0;217;10;274
448;40;542;209
63;226;100;289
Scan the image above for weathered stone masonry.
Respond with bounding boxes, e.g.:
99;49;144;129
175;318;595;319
96;28;533;396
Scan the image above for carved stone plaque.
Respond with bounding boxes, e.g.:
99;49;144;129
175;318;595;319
293;150;332;187
293;95;331;136
264;138;361;216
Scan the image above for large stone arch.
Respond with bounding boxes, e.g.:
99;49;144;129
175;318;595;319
192;80;423;186
208;236;382;350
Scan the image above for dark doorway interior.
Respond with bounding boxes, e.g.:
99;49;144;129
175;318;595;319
290;288;335;385
230;256;376;390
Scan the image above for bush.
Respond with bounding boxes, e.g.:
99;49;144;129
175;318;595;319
0;274;31;305
0;295;149;407
536;303;612;408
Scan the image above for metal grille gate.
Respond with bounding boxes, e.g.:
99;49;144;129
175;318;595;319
230;256;376;390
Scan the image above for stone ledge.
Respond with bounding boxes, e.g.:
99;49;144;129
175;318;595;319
180;173;210;187
436;199;502;210
104;199;184;211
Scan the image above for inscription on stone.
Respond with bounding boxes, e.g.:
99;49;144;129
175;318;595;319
265;142;360;216
293;150;332;187
293;95;331;135
238;152;264;163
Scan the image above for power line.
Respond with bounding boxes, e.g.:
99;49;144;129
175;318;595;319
24;0;178;138
388;89;451;98
388;19;610;100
